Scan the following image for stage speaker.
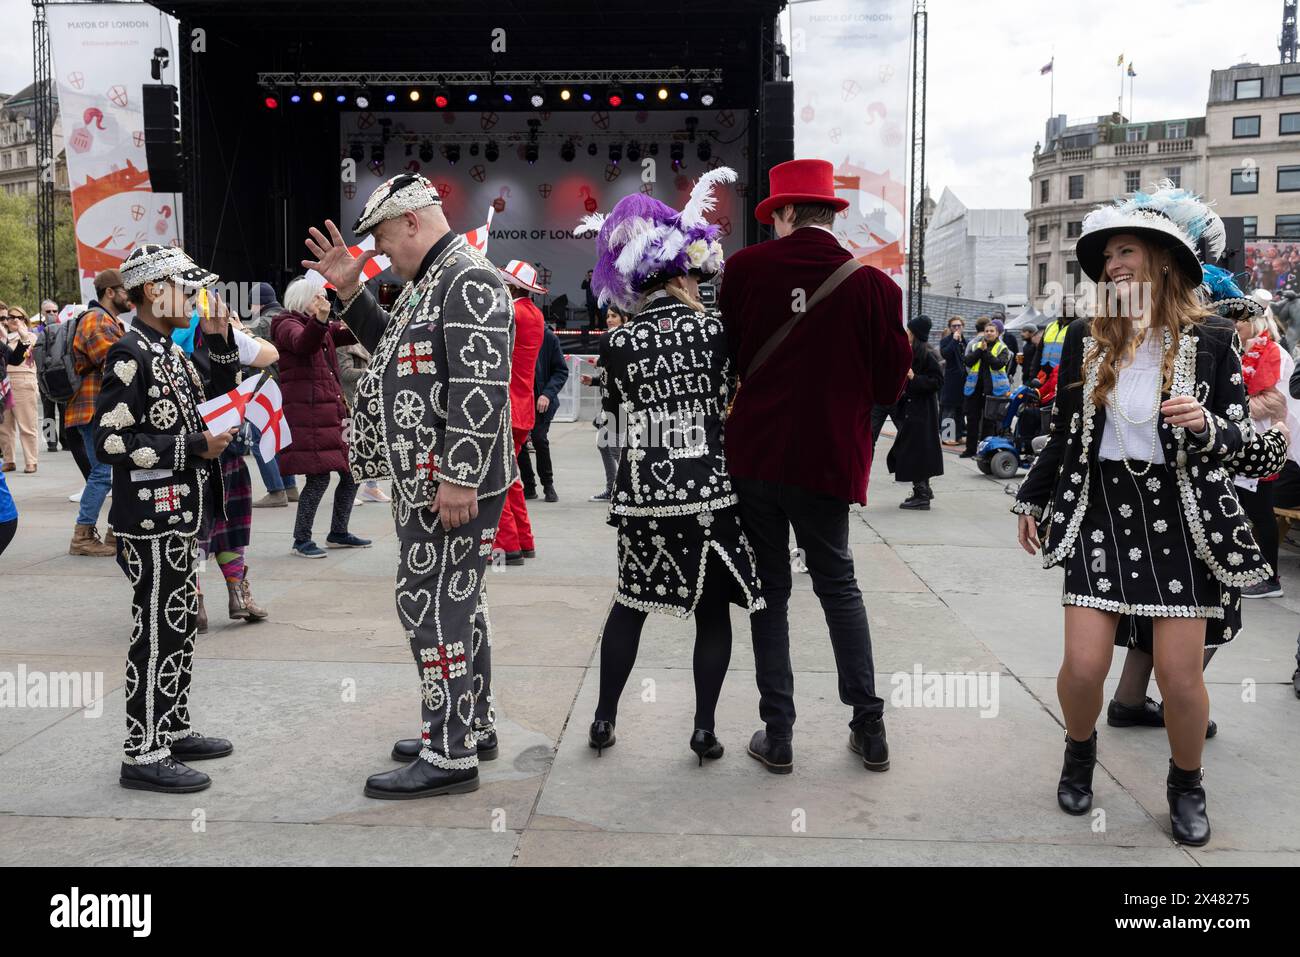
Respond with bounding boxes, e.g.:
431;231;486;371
759;80;794;193
143;83;183;193
1217;216;1246;275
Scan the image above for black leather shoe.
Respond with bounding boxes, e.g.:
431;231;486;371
521;549;536;559
1107;696;1164;728
364;760;479;799
1057;731;1096;815
1167;760;1211;846
689;729;723;766
1109;697;1217;738
589;720;615;756
543;486;559;503
848;717;890;771
168;734;233;761
747;729;793;774
393;733;498;762
120;757;211;793
523;488;538;500
899;495;930;510
504;551;526;566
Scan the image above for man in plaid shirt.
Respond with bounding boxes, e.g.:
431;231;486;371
65;268;130;557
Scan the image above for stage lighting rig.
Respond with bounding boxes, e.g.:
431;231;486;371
445;144;461;165
529;77;545;108
349;141;365;162
587;141;598;156
699;84;716;107
609;143;622;164
418;140;434;163
626;141;641;162
371;143;385;164
485;141;500;162
697;140;711;162
561;140;576;162
670;141;684;169
607;85;624;108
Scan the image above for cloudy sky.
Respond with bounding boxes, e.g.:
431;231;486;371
0;0;1285;212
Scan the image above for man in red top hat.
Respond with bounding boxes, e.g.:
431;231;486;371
719;157;910;776
494;260;547;563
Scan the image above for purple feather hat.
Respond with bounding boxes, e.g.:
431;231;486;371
575;167;735;312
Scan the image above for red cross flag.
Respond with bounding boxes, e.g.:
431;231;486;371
244;376;292;461
197;373;264;433
311;234;391;290
462;205;495;254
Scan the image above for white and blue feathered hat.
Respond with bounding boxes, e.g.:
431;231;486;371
1075;179;1225;286
1201;264;1265;319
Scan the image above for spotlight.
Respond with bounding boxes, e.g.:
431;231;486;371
467;92;479;103
648;142;659;156
609;142;622;164
699;84;716;107
502;91;514;104
408;89;421;102
371;143;385;163
581;91;593;102
697;140;711;162
670;141;684;169
289;93;301;104
434;83;450;109
264;94;279;110
627;141;641;162
560;88;571;102
525;142;539;165
634;90;646;102
485;140;499;162
384;92;396;104
587;141;598;156
349;141;365;162
529;78;545;108
560;139;576;162
335;93;347;104
312;90;324;103
418;139;434;163
355;94;370;109
607;85;624;108
470;142;480;156
657;87;669;101
679;90;690;101
445;144;460;165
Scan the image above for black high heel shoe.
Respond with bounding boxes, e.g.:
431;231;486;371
689;729;724;766
588;720;616;756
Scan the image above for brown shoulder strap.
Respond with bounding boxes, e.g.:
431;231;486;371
745;257;862;380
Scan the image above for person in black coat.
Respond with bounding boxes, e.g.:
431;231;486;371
938;316;967;444
519;323;569;501
887;315;944;508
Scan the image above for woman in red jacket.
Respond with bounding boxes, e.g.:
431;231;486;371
272;277;371;558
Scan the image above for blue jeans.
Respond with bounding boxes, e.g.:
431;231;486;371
76;425;112;526
250;423;295;492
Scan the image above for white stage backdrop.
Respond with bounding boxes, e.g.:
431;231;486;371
47;2;182;302
338;110;748;314
790;0;912;292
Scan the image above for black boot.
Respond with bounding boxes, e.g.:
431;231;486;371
689;729;724;766
364;759;479;799
119;757;211;793
918;481;934;500
848;717;890;771
1057;731;1096;815
1167;760;1211;846
589;719;616;756
746;729;793;774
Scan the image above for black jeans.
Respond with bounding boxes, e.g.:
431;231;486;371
733;477;883;738
869;402;901;456
963;391;990;456
518;403;558;492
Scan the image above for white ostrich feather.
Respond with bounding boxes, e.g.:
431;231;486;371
574;213;606;237
679;166;737;227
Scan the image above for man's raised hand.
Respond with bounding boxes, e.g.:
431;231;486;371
301;219;376;299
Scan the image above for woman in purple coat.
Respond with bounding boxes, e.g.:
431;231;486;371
272;276;371;558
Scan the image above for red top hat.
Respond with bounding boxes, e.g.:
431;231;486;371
754;158;850;225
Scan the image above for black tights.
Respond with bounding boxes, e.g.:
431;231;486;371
1238;480;1279;576
595;551;734;732
0;518;15;557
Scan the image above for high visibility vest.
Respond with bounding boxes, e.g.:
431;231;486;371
964;339;1012;398
1038;319;1068;371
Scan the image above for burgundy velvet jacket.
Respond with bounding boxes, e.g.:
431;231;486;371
719;226;910;505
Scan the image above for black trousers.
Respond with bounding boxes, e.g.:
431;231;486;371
963;391;991;456
1238;479;1279;577
733;477;883;738
57;404;90;479
939;401;965;440
869;403;901;456
293;470;357;546
518;403;558;492
116;533;199;762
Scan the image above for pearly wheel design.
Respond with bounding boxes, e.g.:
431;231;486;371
393;389;426;429
121;540;143;585
157;649;185;698
124;717;147;754
149;399;178;430
164;536;191;572
124;662;139;701
163;583;194;633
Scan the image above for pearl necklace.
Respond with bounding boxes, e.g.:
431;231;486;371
1107;341;1162;477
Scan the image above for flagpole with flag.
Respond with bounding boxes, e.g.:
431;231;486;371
1117;53;1125;115
1041;56;1054;119
1128;62;1136;120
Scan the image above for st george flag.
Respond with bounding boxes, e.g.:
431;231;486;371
196;372;293;461
314;205;494;287
244;376;292;462
462;205;495;255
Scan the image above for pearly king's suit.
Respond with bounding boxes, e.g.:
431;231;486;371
338;232;515;770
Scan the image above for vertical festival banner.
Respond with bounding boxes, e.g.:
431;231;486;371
789;0;912;293
47;2;180;302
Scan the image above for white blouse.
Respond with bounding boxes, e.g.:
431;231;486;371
1099;334;1165;464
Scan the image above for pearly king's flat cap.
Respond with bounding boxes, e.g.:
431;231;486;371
352;172;442;238
119;243;219;292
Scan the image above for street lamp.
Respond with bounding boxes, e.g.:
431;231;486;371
954;280;962;298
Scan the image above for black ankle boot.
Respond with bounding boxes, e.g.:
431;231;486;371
1167;760;1211;846
1057;731;1097;815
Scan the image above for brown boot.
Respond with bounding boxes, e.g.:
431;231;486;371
104;527;117;548
227;566;269;621
197;593;209;634
69;523;116;557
